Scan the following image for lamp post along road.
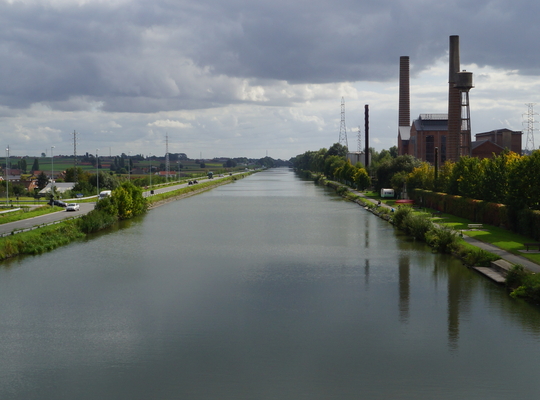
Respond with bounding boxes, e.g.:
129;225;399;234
5;146;9;206
51;146;55;195
96;149;99;197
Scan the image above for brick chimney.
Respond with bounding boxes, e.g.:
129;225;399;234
447;35;461;162
399;56;410;128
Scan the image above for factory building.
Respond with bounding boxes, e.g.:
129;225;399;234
397;36;522;164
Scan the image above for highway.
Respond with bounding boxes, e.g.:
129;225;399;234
0;173;241;237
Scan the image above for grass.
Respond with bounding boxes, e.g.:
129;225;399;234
359;191;540;266
0;205;64;225
0;219;85;260
405;208;540;265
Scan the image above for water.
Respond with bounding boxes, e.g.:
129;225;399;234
1;169;540;399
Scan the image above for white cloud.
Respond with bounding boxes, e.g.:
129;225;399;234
148;120;193;129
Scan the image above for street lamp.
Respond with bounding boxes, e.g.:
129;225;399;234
5;146;9;206
51;146;55;185
96;149;99;197
149;154;152;191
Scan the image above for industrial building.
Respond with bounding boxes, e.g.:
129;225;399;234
398;36;522;163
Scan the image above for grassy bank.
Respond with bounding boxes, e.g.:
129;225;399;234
0;220;85;259
0;205;64;225
0;173;251;262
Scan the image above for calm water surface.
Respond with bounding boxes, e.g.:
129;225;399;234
1;169;540;399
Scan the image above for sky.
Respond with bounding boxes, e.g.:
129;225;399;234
1;0;540;160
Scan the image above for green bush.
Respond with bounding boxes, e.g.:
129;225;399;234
460;247;500;267
510;274;540;303
393;206;413;230
425;225;458;254
78;209;117;234
505;265;528;289
403;213;433;241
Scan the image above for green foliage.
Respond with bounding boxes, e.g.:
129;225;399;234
402;213;433;241
425;225;458;254
457;246;500;267
508;267;540;303
95;181;147;220
392;206;413;230
505;265;528;289
375;155;421;191
326;142;348;158
0;220;85;259
37;171;48;189
78;209;117;234
31;158;39;172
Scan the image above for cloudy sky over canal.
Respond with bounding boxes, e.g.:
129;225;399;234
1;0;540;159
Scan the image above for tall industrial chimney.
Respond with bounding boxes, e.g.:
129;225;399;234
447;35;461;162
365;104;369;167
399;56;410;128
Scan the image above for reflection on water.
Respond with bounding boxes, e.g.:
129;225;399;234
1;168;540;399
399;255;410;324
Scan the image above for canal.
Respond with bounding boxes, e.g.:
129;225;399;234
1;168;539;399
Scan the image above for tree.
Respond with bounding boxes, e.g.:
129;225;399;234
12;184;26;198
31;158;39;173
64;167;90;183
20;159;27;174
37;171;48;189
353;166;371;190
326;143;348;158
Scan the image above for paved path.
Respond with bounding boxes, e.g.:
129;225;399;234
347;186;540;274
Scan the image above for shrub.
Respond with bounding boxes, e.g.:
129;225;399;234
505;265;528;289
510;274;540;303
393;206;413;230
461;247;499;267
425;225;458;254
78;209;117;234
403;213;433;241
336;185;348;195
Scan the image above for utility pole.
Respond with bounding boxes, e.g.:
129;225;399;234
165;133;170;183
72;130;78;183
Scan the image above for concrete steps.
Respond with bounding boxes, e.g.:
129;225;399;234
473;259;514;284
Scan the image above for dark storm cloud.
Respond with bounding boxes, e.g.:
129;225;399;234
0;0;539;113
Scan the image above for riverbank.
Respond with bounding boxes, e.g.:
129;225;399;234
0;173;252;262
306;172;540;303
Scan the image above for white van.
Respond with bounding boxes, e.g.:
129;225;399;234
98;190;112;199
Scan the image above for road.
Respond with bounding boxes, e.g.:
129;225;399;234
0;174;240;237
0;202;96;237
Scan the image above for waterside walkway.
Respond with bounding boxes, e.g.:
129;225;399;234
347;187;540;277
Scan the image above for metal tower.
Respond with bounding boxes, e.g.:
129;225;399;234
338;97;348;148
72;130;78;183
357;126;362;152
523;103;537;152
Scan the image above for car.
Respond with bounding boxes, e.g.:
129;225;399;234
66;203;80;211
49;199;67;207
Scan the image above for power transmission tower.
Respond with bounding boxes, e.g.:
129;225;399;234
72;130;78;183
165;133;170;182
523;103;537;153
338;97;348;148
357;126;362;152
